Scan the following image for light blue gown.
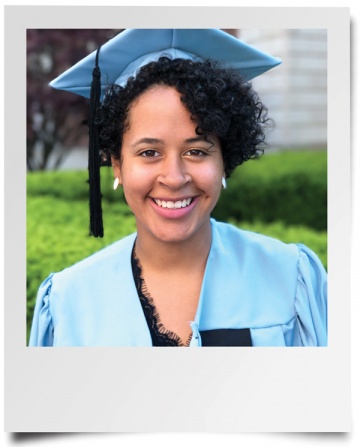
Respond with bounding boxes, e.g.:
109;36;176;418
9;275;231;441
29;219;327;347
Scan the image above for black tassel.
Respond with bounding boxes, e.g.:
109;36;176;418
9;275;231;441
88;47;104;237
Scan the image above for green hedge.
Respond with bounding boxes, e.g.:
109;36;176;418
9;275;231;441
212;149;327;231
27;168;119;202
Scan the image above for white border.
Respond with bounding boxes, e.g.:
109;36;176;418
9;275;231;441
4;4;351;436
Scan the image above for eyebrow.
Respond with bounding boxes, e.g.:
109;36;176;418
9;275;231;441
131;136;212;148
184;136;209;144
131;138;163;148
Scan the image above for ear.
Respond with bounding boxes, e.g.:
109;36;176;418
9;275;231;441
111;157;122;185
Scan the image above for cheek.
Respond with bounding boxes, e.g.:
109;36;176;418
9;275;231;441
195;163;223;189
120;162;155;197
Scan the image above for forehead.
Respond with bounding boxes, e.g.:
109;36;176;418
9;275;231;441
125;85;197;136
129;85;186;113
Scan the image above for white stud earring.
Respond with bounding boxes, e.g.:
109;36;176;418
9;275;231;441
113;178;120;190
222;177;227;189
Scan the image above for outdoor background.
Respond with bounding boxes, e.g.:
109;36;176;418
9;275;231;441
26;29;327;343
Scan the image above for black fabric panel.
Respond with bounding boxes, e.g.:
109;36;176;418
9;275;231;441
200;328;252;346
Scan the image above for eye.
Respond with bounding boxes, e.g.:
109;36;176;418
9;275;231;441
185;149;208;157
139;149;161;158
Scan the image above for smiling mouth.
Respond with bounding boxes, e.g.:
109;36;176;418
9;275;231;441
152;198;194;209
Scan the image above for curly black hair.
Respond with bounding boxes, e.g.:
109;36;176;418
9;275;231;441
97;56;270;177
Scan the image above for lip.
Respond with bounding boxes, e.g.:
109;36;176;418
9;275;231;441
148;195;199;219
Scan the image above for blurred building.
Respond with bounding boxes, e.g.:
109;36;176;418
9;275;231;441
238;29;327;150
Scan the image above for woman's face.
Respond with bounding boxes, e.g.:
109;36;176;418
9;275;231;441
112;85;224;245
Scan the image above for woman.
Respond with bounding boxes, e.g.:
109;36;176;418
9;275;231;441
29;29;327;347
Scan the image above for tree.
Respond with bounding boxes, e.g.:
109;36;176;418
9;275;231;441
27;29;121;171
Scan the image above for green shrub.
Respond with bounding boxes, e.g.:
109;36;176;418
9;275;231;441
27;167;127;203
212;150;327;231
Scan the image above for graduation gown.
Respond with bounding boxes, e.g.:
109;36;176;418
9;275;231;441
29;219;327;347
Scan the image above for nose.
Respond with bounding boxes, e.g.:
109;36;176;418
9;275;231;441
159;155;191;190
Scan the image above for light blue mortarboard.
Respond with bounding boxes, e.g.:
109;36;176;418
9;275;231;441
50;28;281;99
49;29;281;237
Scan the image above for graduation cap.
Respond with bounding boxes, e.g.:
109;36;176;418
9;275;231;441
50;28;282;237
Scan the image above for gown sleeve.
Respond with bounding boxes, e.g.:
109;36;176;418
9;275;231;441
28;274;55;346
294;244;328;346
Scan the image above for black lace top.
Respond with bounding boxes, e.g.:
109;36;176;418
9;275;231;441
131;245;192;347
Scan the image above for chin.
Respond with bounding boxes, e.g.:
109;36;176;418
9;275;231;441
144;219;209;245
153;226;195;244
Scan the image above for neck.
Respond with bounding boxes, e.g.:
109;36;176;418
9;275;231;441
135;221;212;273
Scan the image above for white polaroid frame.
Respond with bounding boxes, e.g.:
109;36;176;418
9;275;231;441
4;5;350;433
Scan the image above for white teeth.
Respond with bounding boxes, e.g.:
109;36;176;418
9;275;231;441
154;198;193;209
